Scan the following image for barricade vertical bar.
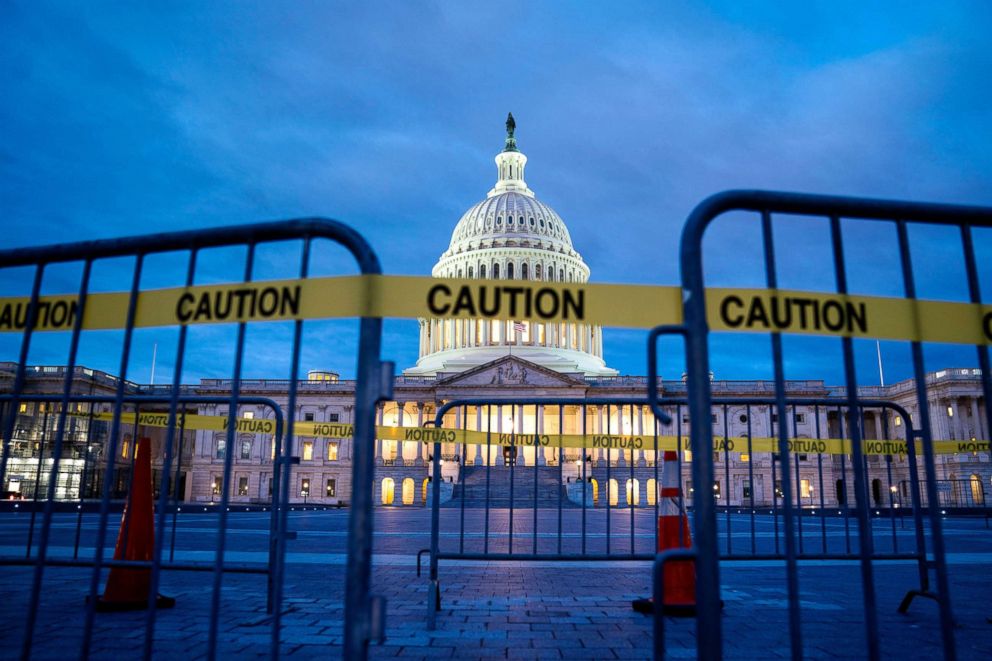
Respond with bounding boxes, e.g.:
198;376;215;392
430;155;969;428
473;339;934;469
581;404;587;555
169;410;189;563
606;404;611;555
460;405;467;555
81;253;144;660
207;243;255;661
838;406;852;553
770;406;779;553
509;405;515;554
557;405;563;555
960;225;992;481
428;426;442;629
680;199;723;661
26;404;51;557
145;246;198;657
792;406;804;554
653;413;660;551
722;405;731;555
761;210;803;660
895;219;956;659
815;406;827;553
75;402;97;559
533;405;539;555
484;411;491;555
746;405;756;555
829;216;880;660
270;236;310;653
630;404;636;553
27;255;91;655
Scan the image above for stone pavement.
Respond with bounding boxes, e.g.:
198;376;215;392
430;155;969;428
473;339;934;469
0;510;991;659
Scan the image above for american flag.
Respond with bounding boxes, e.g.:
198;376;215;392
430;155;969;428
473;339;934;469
513;321;526;333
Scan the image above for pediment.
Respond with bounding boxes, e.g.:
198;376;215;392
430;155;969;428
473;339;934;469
435;356;586;388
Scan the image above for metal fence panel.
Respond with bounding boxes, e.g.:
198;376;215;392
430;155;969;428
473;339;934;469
0;219;388;660
661;190;992;660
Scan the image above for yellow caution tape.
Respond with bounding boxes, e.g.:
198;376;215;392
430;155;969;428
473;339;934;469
4;275;990;344
73;412;989;455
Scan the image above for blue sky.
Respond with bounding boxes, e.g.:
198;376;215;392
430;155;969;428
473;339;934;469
1;1;991;386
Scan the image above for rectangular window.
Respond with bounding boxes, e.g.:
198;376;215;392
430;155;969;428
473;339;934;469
240;440;252;460
774;480;783;498
740;453;750;463
212;476;222;496
121;438;130;458
216;439;225;459
18;403;27;413
798;454;808;462
271;440;276;461
682;415;690;424
326;442;339;461
304;412;315;422
894;417;902;427
684;449;692;463
326;479;336;498
237;476;248;496
243;411;254;419
268;477;273;496
742;480;752;499
713;481;721;499
302;441;313;461
300;478;310;497
800;479;812;499
329;413;339;422
795;413;806;424
686;480;693;496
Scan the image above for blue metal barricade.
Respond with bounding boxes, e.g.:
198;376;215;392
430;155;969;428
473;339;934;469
0;219;390;659
651;190;992;660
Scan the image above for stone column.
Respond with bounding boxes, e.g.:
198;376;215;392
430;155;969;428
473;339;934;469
415;403;425;466
873;412;883;441
972;397;987;441
637;405;646;467
595;405;605;464
396;403;405;465
950;399;961;440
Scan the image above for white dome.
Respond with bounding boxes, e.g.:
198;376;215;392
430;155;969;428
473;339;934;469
405;114;616;378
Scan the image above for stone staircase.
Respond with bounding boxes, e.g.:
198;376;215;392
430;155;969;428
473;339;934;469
445;464;575;508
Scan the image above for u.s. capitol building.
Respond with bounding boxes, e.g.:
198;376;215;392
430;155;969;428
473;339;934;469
3;118;989;511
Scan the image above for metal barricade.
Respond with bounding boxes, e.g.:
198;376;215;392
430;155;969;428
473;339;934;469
0;219;391;660
650;190;992;660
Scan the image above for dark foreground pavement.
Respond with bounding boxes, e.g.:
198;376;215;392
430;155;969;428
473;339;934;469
0;511;990;659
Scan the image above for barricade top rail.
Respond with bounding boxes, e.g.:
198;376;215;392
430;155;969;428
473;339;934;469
0;217;382;275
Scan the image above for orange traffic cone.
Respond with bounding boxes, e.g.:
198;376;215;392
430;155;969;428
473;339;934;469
93;436;175;611
633;449;696;616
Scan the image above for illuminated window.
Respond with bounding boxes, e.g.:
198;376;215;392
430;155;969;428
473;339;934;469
243;411;254;419
121;438;130;458
740;453;750;463
946;406;954;417
684;450;692;463
237;476;248;496
491;319;501;342
326;442;339;461
326;479;336;498
894;417;902;427
713;481;721;499
302;441;314;461
625;479;640;506
742;480;752;499
240;440;252;460
402;478;415;505
212;476;222;496
608;479;619;506
300;478;310;497
18;404;27;413
381;478;395;505
216;439;225;459
800;479;812;499
271;440;276;461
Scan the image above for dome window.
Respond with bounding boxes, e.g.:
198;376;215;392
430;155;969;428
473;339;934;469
539;219;545;228
497;216;503;225
519;216;524;225
529;217;535;227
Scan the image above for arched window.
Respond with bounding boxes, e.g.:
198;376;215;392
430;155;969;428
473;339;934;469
458;269;462;278
468;266;473;278
493;263;500;279
559;269;564;281
480;264;486;279
507;262;514;279
402;478;415;505
970;474;985;506
608;479;619;506
521;263;529;280
626;479;640;506
381;478;395;506
535;264;542;279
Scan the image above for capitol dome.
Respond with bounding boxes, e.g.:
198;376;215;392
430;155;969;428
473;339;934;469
404;114;617;378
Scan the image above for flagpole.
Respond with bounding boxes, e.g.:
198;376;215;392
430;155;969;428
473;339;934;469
150;342;158;385
876;340;884;387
